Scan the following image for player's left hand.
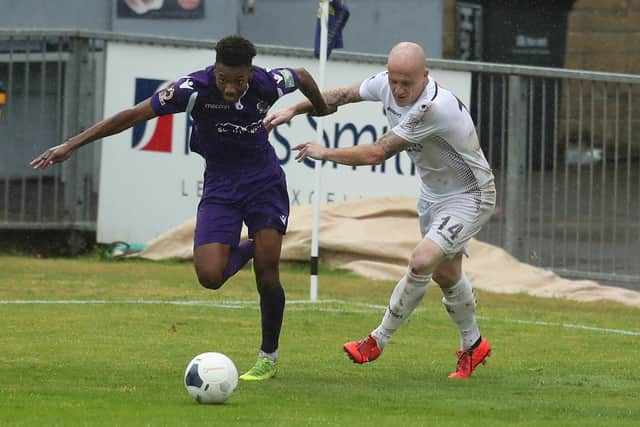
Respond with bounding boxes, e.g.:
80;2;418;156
263;108;295;132
293;141;326;162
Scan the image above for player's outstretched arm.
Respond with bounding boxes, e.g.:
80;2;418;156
293;130;411;166
294;68;333;117
31;99;157;170
263;83;361;131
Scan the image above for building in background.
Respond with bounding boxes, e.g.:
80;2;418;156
0;0;443;57
443;0;640;75
443;0;640;163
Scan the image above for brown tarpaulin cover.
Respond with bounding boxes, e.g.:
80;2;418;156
135;197;640;307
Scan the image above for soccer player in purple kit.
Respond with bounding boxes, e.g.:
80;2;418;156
31;35;332;381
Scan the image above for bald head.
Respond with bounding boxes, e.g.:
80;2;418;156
388;42;427;74
386;42;429;107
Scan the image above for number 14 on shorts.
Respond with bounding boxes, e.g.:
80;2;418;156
438;216;463;241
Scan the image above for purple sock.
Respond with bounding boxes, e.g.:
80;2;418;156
221;239;254;283
259;283;285;354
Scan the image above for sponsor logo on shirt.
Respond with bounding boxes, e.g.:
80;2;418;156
272;69;295;89
404;111;425;130
216;120;262;135
204;103;230;110
280;69;295;88
179;79;194;90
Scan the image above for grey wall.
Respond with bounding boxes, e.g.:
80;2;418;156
0;0;443;57
0;0;112;30
112;0;240;40
239;0;443;57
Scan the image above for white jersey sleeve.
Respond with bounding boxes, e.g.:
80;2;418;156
359;71;388;102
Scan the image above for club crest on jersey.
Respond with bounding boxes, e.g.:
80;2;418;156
256;100;270;113
419;103;432;112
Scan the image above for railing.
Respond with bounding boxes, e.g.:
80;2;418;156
472;73;640;285
0;30;638;285
0;32;105;231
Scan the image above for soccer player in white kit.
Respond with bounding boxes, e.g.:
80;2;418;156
264;42;496;378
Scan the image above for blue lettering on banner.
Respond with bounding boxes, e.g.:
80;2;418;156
271;114;416;177
176;110;416;178
179;178;353;205
180;179;204;198
332;122;377;170
303;115;332;169
272;124;291;165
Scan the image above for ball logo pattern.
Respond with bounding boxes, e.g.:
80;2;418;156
184;352;238;404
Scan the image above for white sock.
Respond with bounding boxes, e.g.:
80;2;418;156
372;268;431;348
259;350;277;363
441;272;480;350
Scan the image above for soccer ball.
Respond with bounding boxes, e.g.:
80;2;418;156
184;352;238;404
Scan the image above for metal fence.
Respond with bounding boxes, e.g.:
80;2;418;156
0;32;104;231
1;30;639;285
451;65;640;286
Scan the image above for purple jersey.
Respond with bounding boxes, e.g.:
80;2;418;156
150;65;299;201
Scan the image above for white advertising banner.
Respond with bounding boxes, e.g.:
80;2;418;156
98;42;471;243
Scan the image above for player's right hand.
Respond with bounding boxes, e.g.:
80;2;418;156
30;142;74;170
293;141;326;162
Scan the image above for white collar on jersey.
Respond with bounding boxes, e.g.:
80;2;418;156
424;76;438;102
234;83;250;110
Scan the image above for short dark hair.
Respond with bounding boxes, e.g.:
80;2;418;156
215;35;256;67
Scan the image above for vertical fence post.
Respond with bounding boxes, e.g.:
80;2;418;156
62;36;94;253
504;75;528;261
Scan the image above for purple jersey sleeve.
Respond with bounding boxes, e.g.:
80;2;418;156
150;77;198;116
266;68;300;99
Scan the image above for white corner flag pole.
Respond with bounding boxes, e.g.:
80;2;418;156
310;0;329;302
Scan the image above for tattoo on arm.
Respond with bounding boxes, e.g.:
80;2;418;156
374;132;411;160
324;85;362;106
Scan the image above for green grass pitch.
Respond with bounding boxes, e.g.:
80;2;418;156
0;255;638;426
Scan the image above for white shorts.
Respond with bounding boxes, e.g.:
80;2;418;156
418;189;496;257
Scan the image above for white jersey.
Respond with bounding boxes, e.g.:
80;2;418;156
359;72;495;203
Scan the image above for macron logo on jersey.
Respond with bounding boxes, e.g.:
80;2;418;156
132;78;174;153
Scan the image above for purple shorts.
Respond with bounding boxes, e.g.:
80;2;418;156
193;180;290;248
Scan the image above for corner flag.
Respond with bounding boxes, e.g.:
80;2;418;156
0;81;6;121
314;0;350;59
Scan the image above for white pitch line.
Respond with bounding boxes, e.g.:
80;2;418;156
477;316;640;337
1;299;638;336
